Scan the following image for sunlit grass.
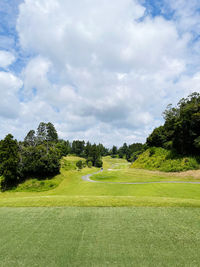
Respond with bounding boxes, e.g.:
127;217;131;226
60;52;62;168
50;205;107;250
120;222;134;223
1;207;200;266
1;156;200;207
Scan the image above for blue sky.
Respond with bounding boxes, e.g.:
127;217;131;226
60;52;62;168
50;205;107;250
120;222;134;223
0;0;200;147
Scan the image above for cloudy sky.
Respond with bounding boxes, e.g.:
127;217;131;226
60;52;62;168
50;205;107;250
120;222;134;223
0;0;200;147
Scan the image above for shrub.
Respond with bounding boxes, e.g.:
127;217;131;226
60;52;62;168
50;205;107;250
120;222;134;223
87;161;92;168
76;160;83;170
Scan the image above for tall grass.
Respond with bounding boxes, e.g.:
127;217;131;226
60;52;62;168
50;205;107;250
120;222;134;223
131;147;200;172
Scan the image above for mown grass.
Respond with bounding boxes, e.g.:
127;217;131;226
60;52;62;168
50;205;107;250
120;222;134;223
1;156;200;207
1;207;200;267
92;168;200;183
131;147;200;172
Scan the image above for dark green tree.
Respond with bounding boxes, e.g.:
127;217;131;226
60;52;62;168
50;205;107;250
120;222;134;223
46;122;58;142
0;134;20;189
24;130;36;146
76;160;83;170
37;122;47;144
146;126;167;148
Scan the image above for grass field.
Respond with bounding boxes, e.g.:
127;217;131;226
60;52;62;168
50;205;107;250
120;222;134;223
1;207;200;267
1;157;200;266
0;156;200;207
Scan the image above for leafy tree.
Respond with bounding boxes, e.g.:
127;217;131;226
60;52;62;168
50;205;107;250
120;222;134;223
126;143;145;162
146;126;166;148
76;160;83;170
21;145;60;178
56;140;71;156
118;143;128;158
24;130;36;146
37;122;47;144
46;122;58;142
111;145;118;158
71;140;85;156
0;134;20;189
87;161;92;168
147;92;200;155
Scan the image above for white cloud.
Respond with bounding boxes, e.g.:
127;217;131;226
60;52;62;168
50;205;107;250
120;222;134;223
0;0;198;146
0;50;16;68
0;71;22;119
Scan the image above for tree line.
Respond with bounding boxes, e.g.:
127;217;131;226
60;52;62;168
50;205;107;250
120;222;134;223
4;90;198;191
0;122;107;190
146;92;200;155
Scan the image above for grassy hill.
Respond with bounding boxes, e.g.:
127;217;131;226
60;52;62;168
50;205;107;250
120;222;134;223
131;147;200;172
10;155;87;192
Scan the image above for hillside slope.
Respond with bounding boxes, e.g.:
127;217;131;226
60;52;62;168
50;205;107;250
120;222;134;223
131;147;200;172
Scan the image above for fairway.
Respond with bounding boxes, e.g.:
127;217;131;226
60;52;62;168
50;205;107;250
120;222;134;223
1;156;200;207
1;207;200;267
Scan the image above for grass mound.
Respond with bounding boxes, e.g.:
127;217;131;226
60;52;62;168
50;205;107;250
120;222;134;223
11;155;87;192
131;147;200;172
61;155;86;171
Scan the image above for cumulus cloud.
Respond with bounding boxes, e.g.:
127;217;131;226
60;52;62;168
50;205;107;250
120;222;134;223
0;0;199;146
0;50;15;68
0;71;22;118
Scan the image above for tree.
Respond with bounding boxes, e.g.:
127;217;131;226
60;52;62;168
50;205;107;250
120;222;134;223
46;122;58;142
146;126;166;148
71;140;85;156
118;143;128;158
0;134;20;189
111;146;118;158
147;92;200;155
76;160;83;170
21;145;60;178
37;122;47;144
24;130;36;146
56;140;71;156
87;161;92;168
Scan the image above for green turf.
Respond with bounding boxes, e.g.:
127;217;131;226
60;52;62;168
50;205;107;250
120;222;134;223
92;168;199;183
0;207;200;267
1;156;200;207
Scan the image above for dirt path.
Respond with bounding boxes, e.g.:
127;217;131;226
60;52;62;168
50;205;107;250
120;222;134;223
81;170;200;184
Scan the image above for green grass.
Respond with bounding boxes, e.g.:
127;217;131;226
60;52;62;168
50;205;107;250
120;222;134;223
92;168;199;183
131;147;200;172
61;155;86;171
1;207;200;267
1;156;200;207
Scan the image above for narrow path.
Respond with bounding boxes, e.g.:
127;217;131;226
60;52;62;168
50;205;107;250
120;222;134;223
81;170;200;184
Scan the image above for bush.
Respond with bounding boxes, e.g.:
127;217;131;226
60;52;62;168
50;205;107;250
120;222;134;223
87;161;92;168
76;160;83;170
95;158;103;168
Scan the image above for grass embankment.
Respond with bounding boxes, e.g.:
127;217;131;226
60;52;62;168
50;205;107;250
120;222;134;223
10;156;86;192
92;168;200;183
1;156;200;207
131;147;200;172
1;207;200;267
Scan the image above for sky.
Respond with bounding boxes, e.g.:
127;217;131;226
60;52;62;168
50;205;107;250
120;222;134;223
0;0;200;147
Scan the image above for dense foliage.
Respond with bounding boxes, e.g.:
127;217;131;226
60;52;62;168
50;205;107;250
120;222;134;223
0;123;60;190
0;123;107;189
147;92;200;155
111;143;145;162
0;134;20;188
